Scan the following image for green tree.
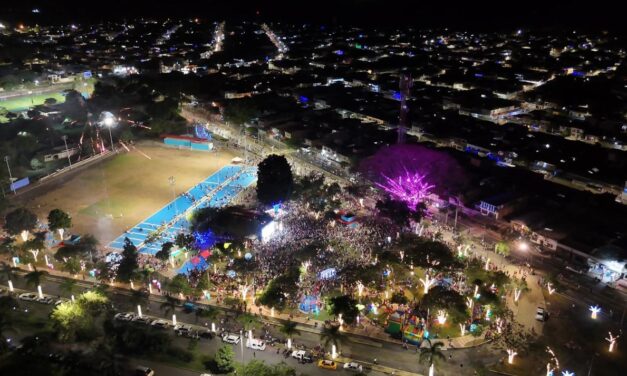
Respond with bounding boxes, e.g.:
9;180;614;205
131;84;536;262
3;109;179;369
130;289;149;309
494;241;510;256
256;154;294;205
166;274;192;296
155;241;173;261
419;338;446;374
59;278;78;297
47;209;72;233
223;100;260;126
236;312;261;331
215;345;235;373
195;305;219;324
376;197;410;228
0;262;17;283
24;268;47;288
421;286;469;324
62;257;82;275
160;296;180;317
328;295;359;324
257;270;299;310
279;320;301;343
174;233;195;250
44;98;57;106
116;238;139;282
320;324;346;351
3;208;37;237
50;301;89;342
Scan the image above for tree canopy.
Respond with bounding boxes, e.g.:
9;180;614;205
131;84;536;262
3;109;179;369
327;295;360;324
116;238;139;282
256;154;293;205
3;208;37;236
47;209;72;232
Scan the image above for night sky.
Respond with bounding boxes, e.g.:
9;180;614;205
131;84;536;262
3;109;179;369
3;0;624;31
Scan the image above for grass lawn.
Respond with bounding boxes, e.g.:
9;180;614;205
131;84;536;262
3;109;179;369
14;144;235;244
0;92;67;122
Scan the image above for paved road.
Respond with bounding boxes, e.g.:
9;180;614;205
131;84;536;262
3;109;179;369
3;274;502;375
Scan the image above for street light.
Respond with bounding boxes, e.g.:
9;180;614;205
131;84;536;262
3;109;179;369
4;156;15;195
62;135;72;169
101;113;116;152
169;176;178;214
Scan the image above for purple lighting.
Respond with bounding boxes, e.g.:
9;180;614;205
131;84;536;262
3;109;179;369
376;169;434;210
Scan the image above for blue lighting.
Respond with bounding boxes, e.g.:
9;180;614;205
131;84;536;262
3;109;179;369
299;96;309;103
194;124;211;140
474;73;483;78
334;50;344;56
194;230;217;250
392;91;402;100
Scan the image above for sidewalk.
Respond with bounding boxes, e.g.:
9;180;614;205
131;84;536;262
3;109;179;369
439;229;546;335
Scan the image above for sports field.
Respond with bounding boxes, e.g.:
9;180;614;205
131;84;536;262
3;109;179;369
108;164;257;255
15;144;236;245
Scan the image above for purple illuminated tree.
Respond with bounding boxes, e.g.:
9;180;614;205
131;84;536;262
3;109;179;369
376;168;434;210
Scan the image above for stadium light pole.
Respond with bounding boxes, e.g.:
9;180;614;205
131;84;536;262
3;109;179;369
103;116;116;152
62;135;72;169
169;176;178;214
4;156;15;194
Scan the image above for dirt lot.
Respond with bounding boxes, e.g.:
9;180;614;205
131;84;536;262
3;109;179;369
13;143;234;244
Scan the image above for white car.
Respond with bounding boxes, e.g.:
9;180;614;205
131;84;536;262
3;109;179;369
291;350;307;360
343;362;363;372
54;298;70;306
19;293;38;301
536;307;548;322
222;333;240;344
114;312;135;321
132;316;153;325
151;319;170;329
36;296;55;305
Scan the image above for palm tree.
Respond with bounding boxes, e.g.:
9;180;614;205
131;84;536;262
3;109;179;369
59;278;78;297
419;338;446;376
279;320;301;341
160;296;180;317
0;262;17;283
195;305;219;324
320;324;346;352
24;268;47;289
236;312;261;331
130;289;149;310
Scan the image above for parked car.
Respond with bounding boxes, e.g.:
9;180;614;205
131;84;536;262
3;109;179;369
131;316;153;325
245;338;266;351
135;365;155;376
343;362;363;372
222;333;240;344
536;307;548;322
36;296;55;305
199;330;214;340
114;312;135;321
318;359;337;370
151;319;170;329
18;293;38;301
54;298;70;306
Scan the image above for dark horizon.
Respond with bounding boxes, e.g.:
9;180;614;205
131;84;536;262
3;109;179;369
2;0;625;32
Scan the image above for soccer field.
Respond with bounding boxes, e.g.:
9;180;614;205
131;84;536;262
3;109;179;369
15;144;237;245
108;164;257;255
